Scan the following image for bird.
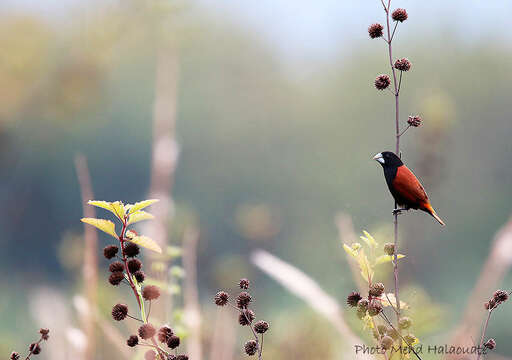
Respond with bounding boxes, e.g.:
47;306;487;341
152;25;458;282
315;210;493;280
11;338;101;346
373;151;445;226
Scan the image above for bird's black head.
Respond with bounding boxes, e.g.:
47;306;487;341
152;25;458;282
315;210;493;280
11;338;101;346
373;151;403;168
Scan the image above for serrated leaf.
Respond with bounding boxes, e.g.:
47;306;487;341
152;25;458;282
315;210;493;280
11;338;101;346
357;249;374;283
128;235;162;253
88;200;125;221
127;211;154;225
360;230;378;249
343;243;358;258
81;218;117;238
380;293;409;309
375;254;406;265
110;201;126;220
128;199;159;214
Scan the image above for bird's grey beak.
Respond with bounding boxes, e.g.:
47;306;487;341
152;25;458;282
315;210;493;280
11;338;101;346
373;152;385;164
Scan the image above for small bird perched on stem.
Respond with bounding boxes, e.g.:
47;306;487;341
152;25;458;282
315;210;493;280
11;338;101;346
373;151;445;226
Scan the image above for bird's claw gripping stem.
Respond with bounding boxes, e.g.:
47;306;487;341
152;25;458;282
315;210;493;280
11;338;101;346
392;208;407;215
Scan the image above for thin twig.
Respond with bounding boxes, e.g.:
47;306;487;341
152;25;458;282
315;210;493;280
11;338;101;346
383;0;402;332
379;312;423;360
476;311;492;360
398;125;411;137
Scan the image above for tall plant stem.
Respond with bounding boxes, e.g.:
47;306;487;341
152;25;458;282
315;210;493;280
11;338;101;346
476;311;492;360
384;0;402;327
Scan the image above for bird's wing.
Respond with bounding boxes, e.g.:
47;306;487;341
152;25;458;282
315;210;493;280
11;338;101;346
392;165;429;206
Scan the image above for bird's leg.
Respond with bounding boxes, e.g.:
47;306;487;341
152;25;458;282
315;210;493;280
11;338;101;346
392;208;408;215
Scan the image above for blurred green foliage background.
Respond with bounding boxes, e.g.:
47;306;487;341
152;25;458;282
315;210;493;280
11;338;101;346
1;0;512;358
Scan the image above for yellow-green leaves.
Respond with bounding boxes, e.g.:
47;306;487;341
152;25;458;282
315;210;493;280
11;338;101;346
81;218;117;238
343;230;406;283
83;199;160;254
360;230;378;249
375;254;406;265
126;231;162;254
88;200;126;220
127;199;159;214
127;211;154;225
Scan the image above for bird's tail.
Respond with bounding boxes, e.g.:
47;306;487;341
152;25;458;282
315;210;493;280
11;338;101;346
424;203;445;226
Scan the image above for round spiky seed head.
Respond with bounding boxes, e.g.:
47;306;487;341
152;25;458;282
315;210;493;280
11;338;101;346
29;343;41;355
399;317;412;329
394;58;411;71
103;245;119;259
239;309;255;326
158;326;173;343
368;23;384;39
485;338;496;350
144;350;156;360
239;278;250;290
176;356;189;360
109;261;124;273
244;340;258;356
493;290;509;303
347;292;362;307
138;324;156;340
214;291;229;306
381;335;394;350
404;334;416;345
167;335;180;349
236;292;252;309
357;299;369;312
407;115;422;127
134;270;145;283
368;300;383;316
387;327;399;340
486;299;496;310
142;285;161;301
39;328;50;341
254;320;269;334
109;271;125;286
127;335;139;347
375;74;391;90
10;352;20;360
369;283;385;297
127;259;142;273
356;308;366;320
377;324;388;337
384;243;395;256
124;242;140;257
392;8;408;22
112;303;129;321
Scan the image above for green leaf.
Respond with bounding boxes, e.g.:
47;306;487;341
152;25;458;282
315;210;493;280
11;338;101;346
87;200;125;221
81;218;117;238
357;249;374;283
128;235;162;253
375;254;406;265
360;230;378;249
343;243;358;258
380;293;409;309
110;201;126;220
127;199;159;214
127;211;154;225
